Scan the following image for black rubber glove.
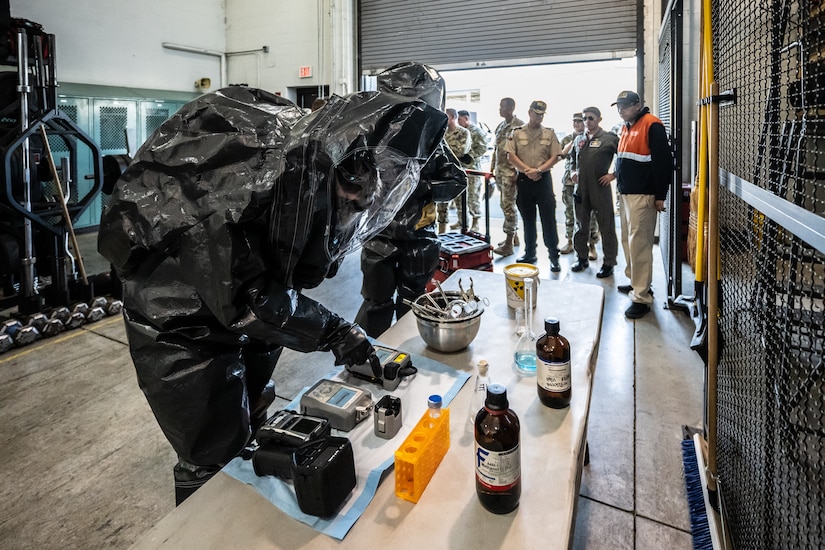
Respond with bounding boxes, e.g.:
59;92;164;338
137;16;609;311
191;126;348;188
327;322;382;378
459;153;473;164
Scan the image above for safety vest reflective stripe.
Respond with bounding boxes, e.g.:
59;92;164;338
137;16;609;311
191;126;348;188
616;151;652;162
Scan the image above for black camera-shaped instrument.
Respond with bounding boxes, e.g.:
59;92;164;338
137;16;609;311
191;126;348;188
252;410;357;517
345;345;414;391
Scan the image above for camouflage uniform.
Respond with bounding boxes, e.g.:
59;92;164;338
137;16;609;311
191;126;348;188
561;132;599;243
490;115;524;235
438;125;470;225
454;122;488;225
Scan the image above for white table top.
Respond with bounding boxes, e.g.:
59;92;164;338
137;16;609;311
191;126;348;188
130;269;604;550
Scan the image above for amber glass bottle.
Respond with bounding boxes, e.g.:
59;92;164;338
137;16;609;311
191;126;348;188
536;317;571;408
474;384;521;514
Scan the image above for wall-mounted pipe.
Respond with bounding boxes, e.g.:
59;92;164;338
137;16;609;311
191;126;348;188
161;42;226;88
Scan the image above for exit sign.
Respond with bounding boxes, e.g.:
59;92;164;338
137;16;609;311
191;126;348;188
299;66;312;78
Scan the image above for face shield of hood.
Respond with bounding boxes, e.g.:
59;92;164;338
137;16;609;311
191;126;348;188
328;144;420;258
270;92;447;288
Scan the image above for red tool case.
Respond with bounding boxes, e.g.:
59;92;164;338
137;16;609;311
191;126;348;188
426;232;493;292
425;169;495;292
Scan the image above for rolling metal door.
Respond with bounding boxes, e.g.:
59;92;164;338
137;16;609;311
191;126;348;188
360;0;638;72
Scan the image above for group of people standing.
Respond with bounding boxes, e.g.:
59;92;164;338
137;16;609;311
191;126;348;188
481;91;673;319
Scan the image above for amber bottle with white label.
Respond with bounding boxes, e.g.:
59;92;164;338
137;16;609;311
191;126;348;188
536;317;571;408
474;384;521;514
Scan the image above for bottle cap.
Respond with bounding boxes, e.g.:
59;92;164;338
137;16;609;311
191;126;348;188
544;317;560;334
477;360;489;376
427;394;443;410
485;384;509;410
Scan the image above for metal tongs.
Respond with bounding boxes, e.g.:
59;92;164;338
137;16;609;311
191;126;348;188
405;278;488;321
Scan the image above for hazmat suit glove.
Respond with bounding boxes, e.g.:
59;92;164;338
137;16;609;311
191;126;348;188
327;322;382;378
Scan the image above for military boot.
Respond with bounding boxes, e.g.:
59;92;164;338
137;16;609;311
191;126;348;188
494;233;515;256
499;234;521;247
438;222;447;234
470;217;480;232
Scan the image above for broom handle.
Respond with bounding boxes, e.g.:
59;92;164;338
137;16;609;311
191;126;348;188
39;124;88;285
706;81;720;495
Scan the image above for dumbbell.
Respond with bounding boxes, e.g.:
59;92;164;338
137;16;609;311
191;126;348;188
0;333;12;353
81;297;105;323
105;298;123;316
1;318;40;346
66;303;88;329
86;306;106;323
27;313;48;332
26;312;64;339
50;306;71;323
39;310;66;338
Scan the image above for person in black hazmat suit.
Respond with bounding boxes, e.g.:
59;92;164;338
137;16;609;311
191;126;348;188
98;73;449;504
355;63;467;337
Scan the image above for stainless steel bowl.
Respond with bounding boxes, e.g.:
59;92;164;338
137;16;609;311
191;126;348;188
412;291;484;352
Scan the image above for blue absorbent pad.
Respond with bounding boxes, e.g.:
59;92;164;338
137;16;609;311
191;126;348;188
223;345;471;540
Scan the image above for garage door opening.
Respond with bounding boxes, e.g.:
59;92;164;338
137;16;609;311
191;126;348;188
440;57;638;144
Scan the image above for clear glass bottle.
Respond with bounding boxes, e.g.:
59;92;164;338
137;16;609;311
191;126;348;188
536;317;572;408
474;384;521;514
468;360;491;426
514;278;537;374
427;394;443;418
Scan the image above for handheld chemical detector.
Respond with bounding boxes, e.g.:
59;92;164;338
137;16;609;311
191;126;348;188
301;379;373;431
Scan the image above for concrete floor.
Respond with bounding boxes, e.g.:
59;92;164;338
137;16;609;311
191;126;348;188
0;190;704;549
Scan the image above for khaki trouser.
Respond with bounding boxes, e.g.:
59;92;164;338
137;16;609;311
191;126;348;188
618;193;657;306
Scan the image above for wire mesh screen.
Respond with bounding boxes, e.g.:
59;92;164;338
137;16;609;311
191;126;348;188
144;107;171;140
658;0;685;301
713;1;825;548
658;2;674;282
98;106;127;151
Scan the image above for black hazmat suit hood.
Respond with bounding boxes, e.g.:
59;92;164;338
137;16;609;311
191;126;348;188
369;62;466;240
353;63;468;337
98;80;448;468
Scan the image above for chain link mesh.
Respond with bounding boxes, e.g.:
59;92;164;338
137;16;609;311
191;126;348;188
714;1;825;548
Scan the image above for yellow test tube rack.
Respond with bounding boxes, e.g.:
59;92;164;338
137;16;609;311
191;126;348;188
394;407;450;503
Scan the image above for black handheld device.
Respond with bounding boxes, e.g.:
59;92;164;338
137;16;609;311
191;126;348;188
346;344;415;391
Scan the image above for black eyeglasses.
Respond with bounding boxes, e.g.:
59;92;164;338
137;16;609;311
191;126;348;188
583;115;597;121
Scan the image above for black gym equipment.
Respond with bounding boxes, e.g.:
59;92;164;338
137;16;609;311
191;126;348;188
0;16;127;321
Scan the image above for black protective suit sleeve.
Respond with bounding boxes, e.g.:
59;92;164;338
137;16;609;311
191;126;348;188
232;277;379;370
428;141;468;203
648;122;674;201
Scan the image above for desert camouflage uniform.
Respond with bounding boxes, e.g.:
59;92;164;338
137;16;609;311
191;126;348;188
561;132;599;242
438;125;471;225
490;115;524;235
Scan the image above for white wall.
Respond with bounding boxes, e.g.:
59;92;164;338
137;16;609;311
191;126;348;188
224;0;355;101
10;0;225;92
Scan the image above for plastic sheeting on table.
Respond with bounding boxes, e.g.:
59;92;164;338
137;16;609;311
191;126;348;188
223;345;470;540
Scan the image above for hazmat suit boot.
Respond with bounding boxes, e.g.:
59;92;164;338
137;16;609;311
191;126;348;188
470;217;480;232
249;380;276;439
494;233;515;257
174;459;222;505
239;379;277;459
